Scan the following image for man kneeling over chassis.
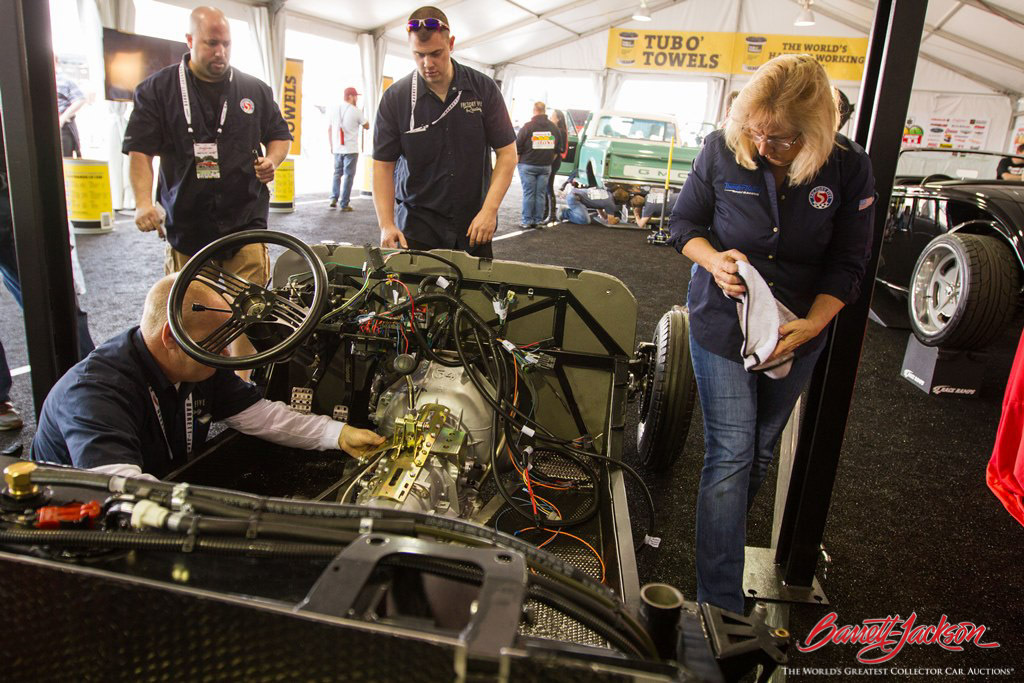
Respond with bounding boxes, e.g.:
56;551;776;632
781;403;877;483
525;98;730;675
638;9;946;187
560;186;633;226
30;275;384;480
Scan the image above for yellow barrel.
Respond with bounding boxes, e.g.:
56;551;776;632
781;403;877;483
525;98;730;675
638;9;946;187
269;158;295;213
63;158;113;233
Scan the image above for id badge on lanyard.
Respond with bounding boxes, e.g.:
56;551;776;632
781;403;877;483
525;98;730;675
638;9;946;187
408;73;462;134
179;59;231;180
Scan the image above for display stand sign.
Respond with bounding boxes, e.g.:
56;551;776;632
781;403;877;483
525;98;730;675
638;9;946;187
900;334;986;398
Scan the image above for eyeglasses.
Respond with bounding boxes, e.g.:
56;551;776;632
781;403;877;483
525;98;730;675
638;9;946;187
747;130;802;150
407;18;450;32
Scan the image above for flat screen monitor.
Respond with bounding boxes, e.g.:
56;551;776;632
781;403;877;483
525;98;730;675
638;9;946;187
103;27;187;101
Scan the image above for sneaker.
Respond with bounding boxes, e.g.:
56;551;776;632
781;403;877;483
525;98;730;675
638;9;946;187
329;199;338;208
341;206;354;212
0;402;23;431
520;222;532;230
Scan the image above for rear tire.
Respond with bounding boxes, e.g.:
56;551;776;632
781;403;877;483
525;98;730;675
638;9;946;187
908;232;1019;349
636;308;697;471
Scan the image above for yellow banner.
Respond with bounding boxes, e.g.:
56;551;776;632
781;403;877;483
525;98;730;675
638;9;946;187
282;58;303;155
607;29;868;81
734;34;868;81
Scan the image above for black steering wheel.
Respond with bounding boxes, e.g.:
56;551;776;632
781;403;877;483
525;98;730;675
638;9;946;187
921;173;952;185
168;229;328;369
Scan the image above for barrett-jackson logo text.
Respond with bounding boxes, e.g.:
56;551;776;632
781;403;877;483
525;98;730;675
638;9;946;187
796;612;1000;664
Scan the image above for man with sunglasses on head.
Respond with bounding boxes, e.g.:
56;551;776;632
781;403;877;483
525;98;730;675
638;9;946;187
372;7;517;257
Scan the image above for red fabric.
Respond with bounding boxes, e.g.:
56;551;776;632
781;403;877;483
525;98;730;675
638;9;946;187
987;327;1024;525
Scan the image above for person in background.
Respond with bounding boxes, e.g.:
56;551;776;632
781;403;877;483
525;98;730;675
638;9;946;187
997;143;1024;181
560;186;629;226
515;101;561;229
634;189;679;229
544;108;569;225
125;6;292;286
669;54;875;614
372;6;517;255
0;111;96;432
56;63;87;158
718;90;739;129
328;86;368;211
833;87;854;131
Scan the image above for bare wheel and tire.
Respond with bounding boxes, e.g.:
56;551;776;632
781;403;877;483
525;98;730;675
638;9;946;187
908;233;1019;349
636;308;697;471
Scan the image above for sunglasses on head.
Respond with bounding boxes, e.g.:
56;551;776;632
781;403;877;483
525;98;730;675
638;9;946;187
407;18;449;32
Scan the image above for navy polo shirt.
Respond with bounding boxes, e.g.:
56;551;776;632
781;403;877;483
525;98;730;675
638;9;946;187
669;130;875;361
30;328;261;478
123;55;292;256
373;60;515;249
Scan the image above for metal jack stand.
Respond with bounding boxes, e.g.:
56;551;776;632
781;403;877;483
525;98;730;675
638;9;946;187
646;215;671;245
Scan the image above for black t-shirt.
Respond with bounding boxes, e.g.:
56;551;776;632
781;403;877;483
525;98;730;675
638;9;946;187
516;114;562;166
122;55;292;256
997;155;1024;180
30;328;261;478
194;77;230;130
373;60;515;249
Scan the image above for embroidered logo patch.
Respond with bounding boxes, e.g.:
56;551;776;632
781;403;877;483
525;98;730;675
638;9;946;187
724;182;760;196
809;186;834;209
239;98;255;114
460;100;482;114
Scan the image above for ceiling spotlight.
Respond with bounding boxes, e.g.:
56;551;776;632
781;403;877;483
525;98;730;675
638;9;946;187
633;0;652;22
794;0;816;26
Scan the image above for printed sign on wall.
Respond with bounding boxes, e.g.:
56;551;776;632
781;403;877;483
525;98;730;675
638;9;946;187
282;58;303;156
607;29;868;81
902;116;990;150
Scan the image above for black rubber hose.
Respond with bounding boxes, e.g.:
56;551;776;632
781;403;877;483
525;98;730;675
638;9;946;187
189;517;360;545
0;527;341;558
367;553;654;660
496;417;600;529
529;585;646;659
529;571;657;658
398;250;464;293
536;440;658;554
27;465;618;603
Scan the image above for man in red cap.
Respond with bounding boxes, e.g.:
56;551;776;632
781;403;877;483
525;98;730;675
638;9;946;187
328;86;369;210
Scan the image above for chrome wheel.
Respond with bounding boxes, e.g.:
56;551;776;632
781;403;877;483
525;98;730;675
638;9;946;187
909;243;962;336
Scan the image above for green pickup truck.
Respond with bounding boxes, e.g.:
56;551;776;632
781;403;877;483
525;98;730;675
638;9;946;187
565;110;712;197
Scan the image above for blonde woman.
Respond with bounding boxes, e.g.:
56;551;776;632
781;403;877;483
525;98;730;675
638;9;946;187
667;54;876;613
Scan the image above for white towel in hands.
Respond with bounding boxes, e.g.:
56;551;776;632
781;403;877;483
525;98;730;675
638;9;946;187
727;260;797;379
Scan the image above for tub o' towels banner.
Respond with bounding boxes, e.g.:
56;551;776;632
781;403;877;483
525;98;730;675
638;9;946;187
608;29;868;81
282;58;303;156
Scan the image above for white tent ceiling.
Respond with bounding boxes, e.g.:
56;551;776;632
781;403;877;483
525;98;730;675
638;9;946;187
275;0;1024;99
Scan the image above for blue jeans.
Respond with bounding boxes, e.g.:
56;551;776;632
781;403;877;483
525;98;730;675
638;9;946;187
559;189;591;224
0;191;94;402
690;333;823;613
331;153;359;207
517;163;549;225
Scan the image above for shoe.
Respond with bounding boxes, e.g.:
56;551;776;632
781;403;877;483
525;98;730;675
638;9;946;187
0;402;23;431
329;199;338;208
341;206;354;212
520;222;532;229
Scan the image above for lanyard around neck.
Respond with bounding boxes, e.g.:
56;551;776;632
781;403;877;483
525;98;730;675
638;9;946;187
409;71;462;132
179;58;232;139
149;386;194;457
